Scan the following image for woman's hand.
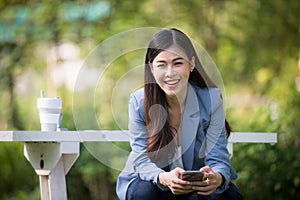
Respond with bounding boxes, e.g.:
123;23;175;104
158;167;194;195
190;166;223;195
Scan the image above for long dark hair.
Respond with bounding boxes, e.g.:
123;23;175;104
144;28;231;161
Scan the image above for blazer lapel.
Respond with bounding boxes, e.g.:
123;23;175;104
181;84;200;170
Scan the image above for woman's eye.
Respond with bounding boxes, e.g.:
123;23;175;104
174;62;183;66
156;64;166;68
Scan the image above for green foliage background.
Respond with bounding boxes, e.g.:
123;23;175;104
0;0;299;199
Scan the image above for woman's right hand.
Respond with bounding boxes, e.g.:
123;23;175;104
158;167;194;195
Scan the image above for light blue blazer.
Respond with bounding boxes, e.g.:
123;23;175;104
116;83;237;200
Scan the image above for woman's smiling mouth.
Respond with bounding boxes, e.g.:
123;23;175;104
164;79;180;88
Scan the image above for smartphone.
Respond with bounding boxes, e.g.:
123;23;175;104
180;170;204;181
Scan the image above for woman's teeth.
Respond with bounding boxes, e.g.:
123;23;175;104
165;80;179;85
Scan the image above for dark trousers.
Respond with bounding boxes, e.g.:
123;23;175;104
126;178;243;200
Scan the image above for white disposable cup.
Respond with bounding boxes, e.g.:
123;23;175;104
39;113;61;131
37;97;62;113
37;97;62;131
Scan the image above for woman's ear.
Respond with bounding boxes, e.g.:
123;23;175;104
149;63;154;73
190;56;195;72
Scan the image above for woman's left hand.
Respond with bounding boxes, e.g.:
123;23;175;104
190;166;223;195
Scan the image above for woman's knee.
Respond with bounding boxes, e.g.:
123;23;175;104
211;182;243;200
199;182;242;200
224;182;243;200
126;178;160;200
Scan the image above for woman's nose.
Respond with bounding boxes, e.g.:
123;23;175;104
165;66;174;77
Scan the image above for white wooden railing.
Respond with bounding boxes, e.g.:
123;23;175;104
0;130;277;200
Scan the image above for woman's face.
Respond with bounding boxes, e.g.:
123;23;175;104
151;46;195;98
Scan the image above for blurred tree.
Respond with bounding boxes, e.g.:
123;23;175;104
219;1;300;199
0;1;114;199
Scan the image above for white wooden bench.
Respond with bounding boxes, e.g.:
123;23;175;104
0;130;277;200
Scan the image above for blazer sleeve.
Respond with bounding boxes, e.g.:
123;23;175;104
128;92;168;191
204;88;237;193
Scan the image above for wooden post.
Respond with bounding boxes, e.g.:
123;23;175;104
39;176;50;200
24;141;79;200
48;157;68;200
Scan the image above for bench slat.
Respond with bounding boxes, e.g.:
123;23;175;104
0;131;277;144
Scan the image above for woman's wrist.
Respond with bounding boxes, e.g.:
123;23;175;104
215;172;224;188
158;172;169;187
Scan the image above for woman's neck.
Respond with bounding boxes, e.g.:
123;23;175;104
166;86;188;112
166;87;188;146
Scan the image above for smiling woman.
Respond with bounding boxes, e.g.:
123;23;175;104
116;28;243;200
150;46;194;99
